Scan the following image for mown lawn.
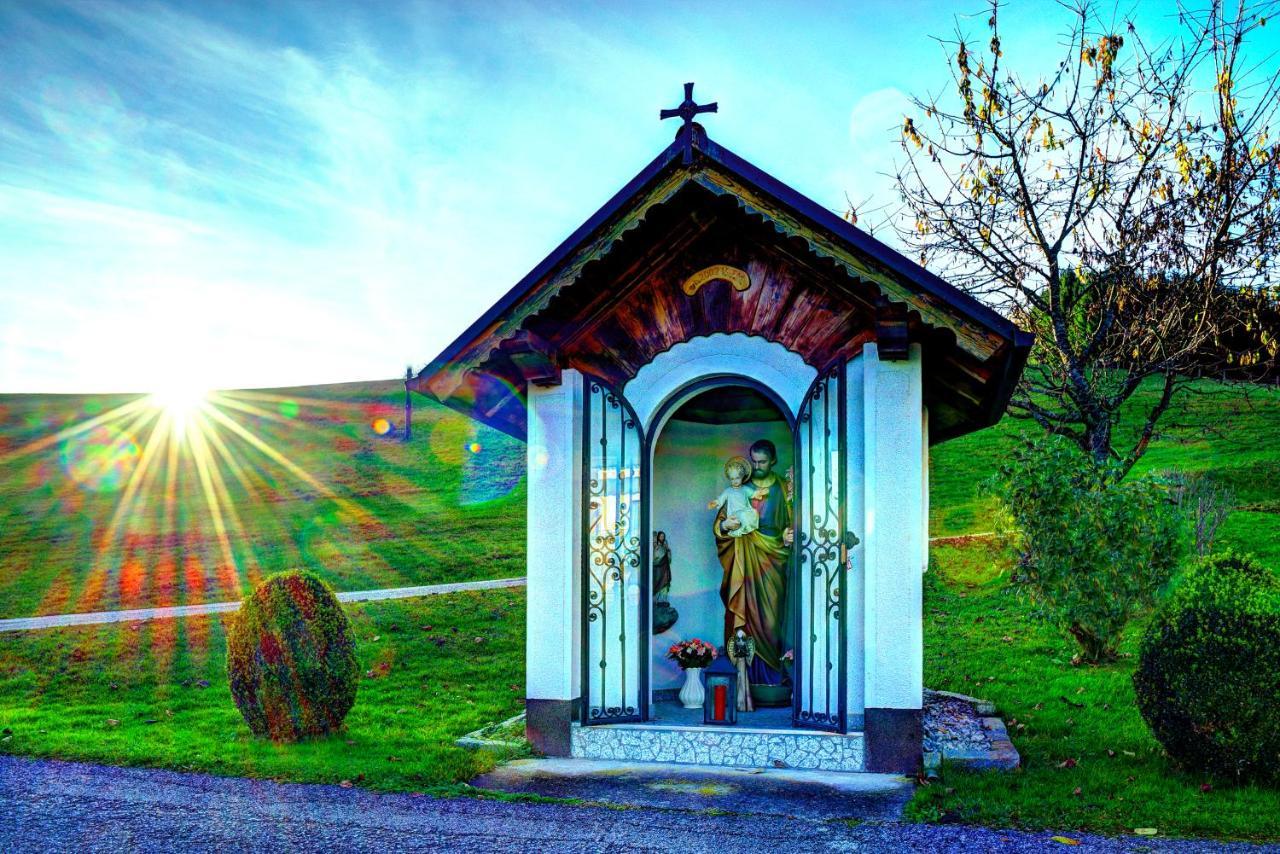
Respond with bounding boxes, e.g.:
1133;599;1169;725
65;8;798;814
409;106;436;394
0;589;526;791
910;541;1280;842
918;379;1280;841
0;381;526;618
0;377;1278;839
930;380;1280;547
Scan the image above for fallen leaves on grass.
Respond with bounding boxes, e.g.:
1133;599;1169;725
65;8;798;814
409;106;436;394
1057;758;1078;769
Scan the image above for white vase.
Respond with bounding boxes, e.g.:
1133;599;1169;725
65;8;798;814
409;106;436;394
678;667;705;709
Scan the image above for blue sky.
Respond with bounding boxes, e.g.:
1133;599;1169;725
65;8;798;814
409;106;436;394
0;1;1267;393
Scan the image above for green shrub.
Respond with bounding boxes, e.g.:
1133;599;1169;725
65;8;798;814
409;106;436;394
227;571;359;742
1133;552;1280;784
990;435;1187;663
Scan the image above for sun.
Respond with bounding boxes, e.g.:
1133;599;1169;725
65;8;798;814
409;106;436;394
148;386;210;435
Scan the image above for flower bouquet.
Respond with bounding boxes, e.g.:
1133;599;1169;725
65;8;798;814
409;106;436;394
666;638;717;670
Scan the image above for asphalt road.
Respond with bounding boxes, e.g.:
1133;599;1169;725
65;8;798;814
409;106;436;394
0;756;1267;852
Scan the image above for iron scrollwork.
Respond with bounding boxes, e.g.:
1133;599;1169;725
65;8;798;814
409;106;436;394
792;363;848;732
582;379;645;723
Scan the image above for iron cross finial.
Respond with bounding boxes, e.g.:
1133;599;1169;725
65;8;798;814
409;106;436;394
660;82;717;164
660;82;717;131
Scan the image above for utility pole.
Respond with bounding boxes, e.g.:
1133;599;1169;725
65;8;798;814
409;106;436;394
403;365;413;442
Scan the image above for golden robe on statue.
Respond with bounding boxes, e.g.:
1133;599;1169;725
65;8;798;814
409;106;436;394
715;467;791;681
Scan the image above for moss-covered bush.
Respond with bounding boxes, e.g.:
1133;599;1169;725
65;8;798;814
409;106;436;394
227;571;359;742
1133;552;1280;784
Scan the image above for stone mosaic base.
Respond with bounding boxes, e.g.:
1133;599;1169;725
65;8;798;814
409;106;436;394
571;722;865;773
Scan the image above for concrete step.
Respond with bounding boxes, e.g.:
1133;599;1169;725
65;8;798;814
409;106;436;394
472;757;910;821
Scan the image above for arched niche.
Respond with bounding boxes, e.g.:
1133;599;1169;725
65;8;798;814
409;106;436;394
623;333;817;435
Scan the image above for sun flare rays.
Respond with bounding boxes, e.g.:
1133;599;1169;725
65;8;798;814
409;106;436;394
0;378;529;656
0;388;385;614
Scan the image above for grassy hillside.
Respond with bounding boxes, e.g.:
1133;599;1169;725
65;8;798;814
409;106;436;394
4;378;1274;620
919;380;1280;839
0;381;526;618
931;380;1280;564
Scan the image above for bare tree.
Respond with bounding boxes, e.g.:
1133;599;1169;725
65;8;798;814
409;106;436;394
1162;469;1235;555
896;0;1280;473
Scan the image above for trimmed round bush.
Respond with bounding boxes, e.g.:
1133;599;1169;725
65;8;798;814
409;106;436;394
227;571;359;742
1133;552;1280;784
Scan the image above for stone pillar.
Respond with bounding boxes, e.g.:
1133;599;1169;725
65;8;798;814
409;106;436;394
844;354;867;730
922;407;930;574
861;343;925;773
524;369;583;756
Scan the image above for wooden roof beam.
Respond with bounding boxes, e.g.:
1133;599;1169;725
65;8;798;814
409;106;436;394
499;330;561;388
875;296;911;361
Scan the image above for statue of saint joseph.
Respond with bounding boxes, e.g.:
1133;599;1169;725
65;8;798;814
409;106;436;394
714;438;793;686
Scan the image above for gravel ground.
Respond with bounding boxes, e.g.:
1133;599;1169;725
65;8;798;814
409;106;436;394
0;755;1271;852
923;689;994;754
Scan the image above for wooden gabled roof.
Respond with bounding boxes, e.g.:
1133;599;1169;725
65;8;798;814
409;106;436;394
412;123;1033;443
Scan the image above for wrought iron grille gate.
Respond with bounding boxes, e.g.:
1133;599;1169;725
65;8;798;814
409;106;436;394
792;362;849;732
580;376;647;724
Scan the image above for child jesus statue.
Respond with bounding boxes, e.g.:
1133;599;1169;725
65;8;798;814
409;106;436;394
707;456;767;538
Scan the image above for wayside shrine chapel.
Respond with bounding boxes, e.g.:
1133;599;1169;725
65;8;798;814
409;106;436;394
413;86;1032;774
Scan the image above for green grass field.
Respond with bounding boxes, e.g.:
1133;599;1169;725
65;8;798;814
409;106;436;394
930;381;1280;561
0;588;527;791
913;541;1280;840
0;381;525;618
0;377;1278;839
